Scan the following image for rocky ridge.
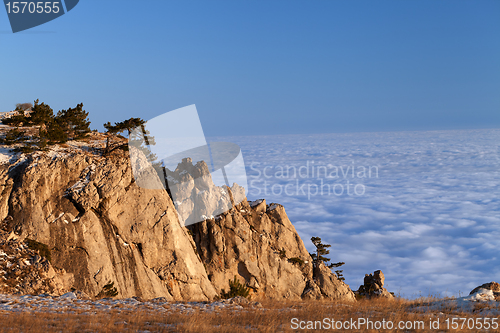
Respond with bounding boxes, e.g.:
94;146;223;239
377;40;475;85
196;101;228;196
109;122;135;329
0;138;354;302
356;270;394;300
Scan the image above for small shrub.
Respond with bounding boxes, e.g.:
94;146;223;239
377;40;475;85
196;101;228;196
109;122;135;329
13;145;36;153
278;249;286;259
1;128;27;145
220;276;250;299
335;270;345;281
96;281;118;298
355;292;365;300
288;257;304;266
25;238;51;263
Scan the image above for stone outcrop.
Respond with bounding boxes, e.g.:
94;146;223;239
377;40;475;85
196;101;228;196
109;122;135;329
356;270;394;299
163;157;233;226
0;143;356;302
188;196;355;301
470;282;500;301
1;149;216;301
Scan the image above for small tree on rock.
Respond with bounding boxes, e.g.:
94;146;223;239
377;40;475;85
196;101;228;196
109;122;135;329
310;236;345;281
104;117;145;137
220;276;250;299
56;103;91;140
30;99;54;126
103;118;156;162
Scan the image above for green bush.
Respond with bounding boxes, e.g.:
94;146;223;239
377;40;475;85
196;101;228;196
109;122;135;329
0;128;26;145
335;270;345;281
288;257;304;266
96;281;118;298
220;276;250;299
2;113;27;127
2;99;91;150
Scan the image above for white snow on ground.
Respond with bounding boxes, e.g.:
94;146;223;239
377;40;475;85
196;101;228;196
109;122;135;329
0;111;18;120
209;128;500;299
267;203;279;211
0;132;107;167
0;147;16;165
412;289;500;316
249;199;264;207
67;164;96;194
0;293;248;314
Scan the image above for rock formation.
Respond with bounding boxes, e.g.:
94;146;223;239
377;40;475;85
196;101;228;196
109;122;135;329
356;270;394;299
0;140;355;302
189;198;355;301
470;282;500;301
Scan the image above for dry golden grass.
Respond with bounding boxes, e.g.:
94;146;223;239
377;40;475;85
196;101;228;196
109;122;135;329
0;298;498;332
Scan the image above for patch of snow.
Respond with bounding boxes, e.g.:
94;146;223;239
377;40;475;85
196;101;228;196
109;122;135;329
59;292;77;300
49;212;65;224
0;147;16;165
166;175;179;184
249;199;263;207
267;204;279;211
67;164;96;194
462;288;496;301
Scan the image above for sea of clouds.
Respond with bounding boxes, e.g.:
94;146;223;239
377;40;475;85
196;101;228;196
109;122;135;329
209;128;500;299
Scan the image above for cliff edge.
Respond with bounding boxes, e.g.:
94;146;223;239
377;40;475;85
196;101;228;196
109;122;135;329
0;140;354;302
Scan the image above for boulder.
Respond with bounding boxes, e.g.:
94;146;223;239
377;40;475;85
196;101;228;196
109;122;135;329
357;270;394;300
470;282;500;301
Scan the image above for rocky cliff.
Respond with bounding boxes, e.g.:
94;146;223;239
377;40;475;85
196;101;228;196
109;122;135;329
0;139;354;302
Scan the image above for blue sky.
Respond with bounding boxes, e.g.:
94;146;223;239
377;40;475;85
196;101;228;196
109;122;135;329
1;0;499;136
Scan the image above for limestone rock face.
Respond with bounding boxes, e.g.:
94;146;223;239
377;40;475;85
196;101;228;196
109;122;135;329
188;199;356;301
0;151;216;301
357;270;394;300
0;147;355;302
164;158;233;226
313;263;356;301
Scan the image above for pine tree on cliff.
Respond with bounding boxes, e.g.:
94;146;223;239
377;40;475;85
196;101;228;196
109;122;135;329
103;118;156;161
104;117;145;136
310;236;345;281
3;99;54;128
2;100;91;149
56;103;91;140
30;99;54;126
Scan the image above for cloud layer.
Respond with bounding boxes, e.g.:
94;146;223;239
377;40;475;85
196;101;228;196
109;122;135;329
211;129;500;299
